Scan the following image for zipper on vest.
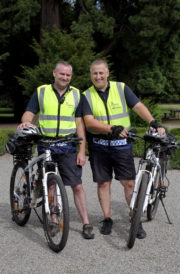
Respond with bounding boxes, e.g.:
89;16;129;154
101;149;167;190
56;103;60;136
97;93;111;147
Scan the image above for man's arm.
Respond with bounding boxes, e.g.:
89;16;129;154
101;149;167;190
133;102;165;135
17;111;35;129
132;102;153;123
83;115;112;133
75;117;86;166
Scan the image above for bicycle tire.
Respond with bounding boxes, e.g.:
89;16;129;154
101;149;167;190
147;159;165;221
10;164;31;226
127;173;149;249
42;174;69;253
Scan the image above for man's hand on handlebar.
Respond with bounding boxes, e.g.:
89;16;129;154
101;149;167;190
111;125;128;138
149;120;165;136
17;122;34;130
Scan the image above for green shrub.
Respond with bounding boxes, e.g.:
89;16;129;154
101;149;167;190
169;128;180;136
170;150;180;169
0;127;179;169
131;127;146;157
17;27;102;98
0;130;14;155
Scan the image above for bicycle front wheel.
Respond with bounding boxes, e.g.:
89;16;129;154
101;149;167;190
147;159;165;221
147;171;160;221
42;174;69;253
127;173;149;249
10;164;31;226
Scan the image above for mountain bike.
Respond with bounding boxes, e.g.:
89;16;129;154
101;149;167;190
127;130;179;249
6;128;82;252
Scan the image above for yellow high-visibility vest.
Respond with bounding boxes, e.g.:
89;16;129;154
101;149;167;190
37;84;80;137
83;81;131;135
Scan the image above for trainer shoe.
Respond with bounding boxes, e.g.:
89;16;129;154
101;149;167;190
82;224;94;239
137;222;147;239
49;222;60;237
100;218;113;235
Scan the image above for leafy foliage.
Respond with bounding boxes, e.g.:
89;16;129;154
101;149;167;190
0;130;14;155
17;27;101;97
0;0;180;113
122;0;180;101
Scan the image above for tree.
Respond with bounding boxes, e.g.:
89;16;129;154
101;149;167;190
74;0;180;102
0;0;41;118
17;27;101;102
124;0;180;101
1;0;180;119
41;0;61;30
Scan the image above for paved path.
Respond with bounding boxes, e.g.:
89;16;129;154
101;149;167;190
0;124;18;130
0;154;180;274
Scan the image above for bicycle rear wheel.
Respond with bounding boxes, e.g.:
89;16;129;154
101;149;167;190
147;159;166;221
42;174;69;253
10;164;31;226
127;173;149;249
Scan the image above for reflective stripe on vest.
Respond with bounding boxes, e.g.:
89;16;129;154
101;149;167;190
84;81;131;134
37;85;80;137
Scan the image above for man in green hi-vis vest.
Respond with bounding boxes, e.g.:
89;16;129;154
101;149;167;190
17;61;94;239
82;59;165;239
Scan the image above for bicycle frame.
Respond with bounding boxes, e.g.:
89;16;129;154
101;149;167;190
130;147;163;213
13;148;61;215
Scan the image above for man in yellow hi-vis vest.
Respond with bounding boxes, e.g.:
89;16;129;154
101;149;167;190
82;59;165;239
17;61;94;239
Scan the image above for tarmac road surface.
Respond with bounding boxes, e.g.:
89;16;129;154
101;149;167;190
0;154;180;274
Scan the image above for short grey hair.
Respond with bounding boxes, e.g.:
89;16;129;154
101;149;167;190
90;59;109;72
55;61;73;72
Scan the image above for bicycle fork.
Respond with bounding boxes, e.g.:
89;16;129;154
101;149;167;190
130;169;153;212
42;168;62;216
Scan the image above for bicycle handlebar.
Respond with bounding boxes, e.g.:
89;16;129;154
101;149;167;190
127;129;179;149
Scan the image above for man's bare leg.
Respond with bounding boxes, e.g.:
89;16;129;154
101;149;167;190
97;180;112;218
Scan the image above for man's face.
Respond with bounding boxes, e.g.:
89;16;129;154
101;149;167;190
53;64;72;90
90;63;109;91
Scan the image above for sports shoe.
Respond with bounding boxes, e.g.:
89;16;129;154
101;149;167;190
100;218;113;235
136;222;147;239
82;224;94;239
49;222;60;237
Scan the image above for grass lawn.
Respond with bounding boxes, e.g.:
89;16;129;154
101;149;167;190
159;104;180;109
0;107;14;118
159;104;180;121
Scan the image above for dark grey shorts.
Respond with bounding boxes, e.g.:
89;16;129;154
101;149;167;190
52;152;82;186
88;148;136;183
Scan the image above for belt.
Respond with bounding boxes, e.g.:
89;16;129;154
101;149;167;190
92;138;127;147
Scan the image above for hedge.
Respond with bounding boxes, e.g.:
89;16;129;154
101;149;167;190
0;130;14;156
0;128;179;169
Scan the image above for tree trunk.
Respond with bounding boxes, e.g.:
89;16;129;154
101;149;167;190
41;0;61;30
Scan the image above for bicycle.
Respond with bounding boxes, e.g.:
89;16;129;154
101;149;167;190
127;129;179;249
6;127;82;253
